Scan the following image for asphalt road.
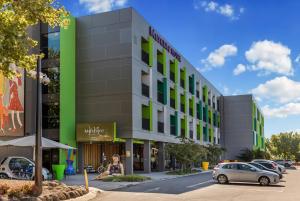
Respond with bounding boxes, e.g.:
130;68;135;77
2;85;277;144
97;168;300;201
113;171;215;194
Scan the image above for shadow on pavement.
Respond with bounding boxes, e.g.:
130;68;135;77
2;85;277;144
223;182;285;187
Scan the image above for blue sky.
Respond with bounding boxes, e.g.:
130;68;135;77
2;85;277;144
59;0;300;138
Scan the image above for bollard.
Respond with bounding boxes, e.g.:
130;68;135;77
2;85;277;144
84;169;89;192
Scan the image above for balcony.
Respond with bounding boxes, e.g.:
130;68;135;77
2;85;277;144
142;83;149;97
141;50;149;65
158;121;164;133
142;118;150;130
170;98;176;109
157;92;164;104
189;130;193;139
170;72;175;82
157;62;164;74
180;79;185;88
170;125;176;135
180;104;185;113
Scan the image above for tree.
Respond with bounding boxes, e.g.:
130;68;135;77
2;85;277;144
236;148;267;162
205;144;226;165
0;0;69;78
166;137;207;172
266;132;300;161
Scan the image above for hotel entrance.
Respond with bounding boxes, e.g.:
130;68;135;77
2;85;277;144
82;142;125;171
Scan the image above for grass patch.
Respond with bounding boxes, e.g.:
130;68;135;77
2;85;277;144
166;169;200;175
101;175;151;182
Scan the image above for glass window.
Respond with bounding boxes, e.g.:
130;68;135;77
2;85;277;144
222;164;236;169
237;164;253;171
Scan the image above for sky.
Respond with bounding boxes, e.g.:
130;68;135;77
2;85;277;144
59;0;300;138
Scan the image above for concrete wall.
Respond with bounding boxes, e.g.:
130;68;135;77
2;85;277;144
131;8;222;143
76;9;133;138
221;95;253;159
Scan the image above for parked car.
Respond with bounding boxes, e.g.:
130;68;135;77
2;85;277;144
213;162;280;186
274;160;294;167
252;159;286;174
0;156;52;180
248;162;283;179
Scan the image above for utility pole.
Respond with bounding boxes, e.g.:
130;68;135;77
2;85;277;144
33;56;43;196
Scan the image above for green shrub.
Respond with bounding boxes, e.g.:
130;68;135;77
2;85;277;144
102;175;151;182
166;169;199;175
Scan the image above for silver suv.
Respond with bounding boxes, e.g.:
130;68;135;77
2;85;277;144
213;162;280;186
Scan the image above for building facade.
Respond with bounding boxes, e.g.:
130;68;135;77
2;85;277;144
221;95;265;160
0;7;264;174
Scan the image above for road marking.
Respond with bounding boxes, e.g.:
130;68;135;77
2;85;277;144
186;179;215;188
144;187;160;192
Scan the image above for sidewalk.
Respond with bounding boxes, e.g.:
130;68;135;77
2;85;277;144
62;170;213;191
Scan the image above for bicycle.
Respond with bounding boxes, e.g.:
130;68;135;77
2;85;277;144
97;160;109;174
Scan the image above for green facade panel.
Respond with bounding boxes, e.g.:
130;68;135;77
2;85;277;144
162;49;167;76
59;16;76;167
163;78;168;105
148;36;153;67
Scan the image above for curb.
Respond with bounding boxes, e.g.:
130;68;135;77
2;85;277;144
107;170;213;191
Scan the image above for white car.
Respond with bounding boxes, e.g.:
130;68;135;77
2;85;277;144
252;159;286;174
0;156;52;180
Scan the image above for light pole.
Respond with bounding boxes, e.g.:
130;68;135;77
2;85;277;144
33;56;43;196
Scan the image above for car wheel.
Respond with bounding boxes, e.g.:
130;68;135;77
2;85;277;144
217;174;228;184
0;173;9;179
259;176;270;186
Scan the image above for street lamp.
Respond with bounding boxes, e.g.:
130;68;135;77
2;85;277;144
33;56;43;196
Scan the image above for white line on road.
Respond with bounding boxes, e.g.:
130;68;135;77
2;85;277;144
186;179;215;188
144;187;160;192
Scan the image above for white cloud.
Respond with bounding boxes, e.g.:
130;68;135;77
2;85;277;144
239;7;245;14
233;64;246;75
201;47;207;52
79;0;127;13
201;44;237;71
219;4;234;17
262;103;300;118
194;1;242;20
295;54;300;64
251;76;300;104
245;40;293;76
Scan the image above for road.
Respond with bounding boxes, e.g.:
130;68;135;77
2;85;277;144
95;168;300;201
116;171;214;194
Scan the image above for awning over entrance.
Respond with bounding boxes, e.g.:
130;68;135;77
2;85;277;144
0;135;76;149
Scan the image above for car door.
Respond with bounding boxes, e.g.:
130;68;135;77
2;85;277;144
236;164;257;182
222;164;237;180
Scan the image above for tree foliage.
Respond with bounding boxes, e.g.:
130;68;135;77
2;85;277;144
236;148;267;162
166;138;225;171
0;0;69;78
165;137;207;171
266;132;300;161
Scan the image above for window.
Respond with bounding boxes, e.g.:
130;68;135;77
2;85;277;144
170;115;176;136
157;80;164;104
222;164;236;169
237;164;253;171
157;50;164;74
141;37;150;65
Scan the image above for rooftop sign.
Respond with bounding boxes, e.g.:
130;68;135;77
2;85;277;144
149;26;181;62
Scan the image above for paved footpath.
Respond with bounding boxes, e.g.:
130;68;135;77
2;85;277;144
95;168;300;201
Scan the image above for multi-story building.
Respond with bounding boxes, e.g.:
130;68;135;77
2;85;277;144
0;7;264;174
221;95;265;160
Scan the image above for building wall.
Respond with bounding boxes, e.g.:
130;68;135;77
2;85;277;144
221;95;254;159
131;8;222;144
76;9;133;139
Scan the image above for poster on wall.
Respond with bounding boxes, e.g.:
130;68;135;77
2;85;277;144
0;69;24;136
